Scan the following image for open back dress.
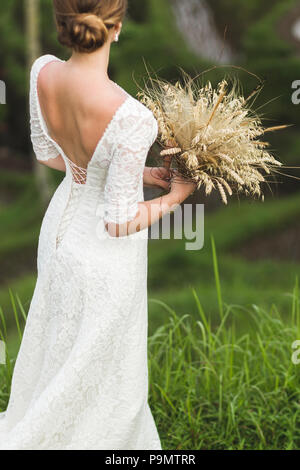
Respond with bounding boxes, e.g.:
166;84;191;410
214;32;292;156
0;54;161;450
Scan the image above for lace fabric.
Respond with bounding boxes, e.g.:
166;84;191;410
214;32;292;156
0;54;161;450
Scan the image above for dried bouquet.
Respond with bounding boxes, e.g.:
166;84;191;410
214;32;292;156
137;71;288;204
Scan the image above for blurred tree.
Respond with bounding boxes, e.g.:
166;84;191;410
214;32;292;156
0;0;27;150
25;0;52;206
110;0;205;93
127;0;149;23
211;0;282;50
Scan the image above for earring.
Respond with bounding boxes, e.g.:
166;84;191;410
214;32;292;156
115;34;119;42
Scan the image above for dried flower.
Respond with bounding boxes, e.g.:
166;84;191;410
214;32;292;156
137;71;288;203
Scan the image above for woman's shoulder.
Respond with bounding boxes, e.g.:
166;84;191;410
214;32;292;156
113;80;156;119
114;89;156;122
30;54;65;78
112;94;158;146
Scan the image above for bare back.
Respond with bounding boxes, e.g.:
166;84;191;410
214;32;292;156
37;60;128;169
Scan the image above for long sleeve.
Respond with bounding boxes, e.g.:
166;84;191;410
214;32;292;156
29;56;61;162
104;111;157;225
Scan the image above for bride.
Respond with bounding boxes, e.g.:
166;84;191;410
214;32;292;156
0;0;195;450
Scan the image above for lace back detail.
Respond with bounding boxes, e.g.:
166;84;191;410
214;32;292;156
65;156;87;185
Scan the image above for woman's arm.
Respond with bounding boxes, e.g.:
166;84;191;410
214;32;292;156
103;110;196;237
105;172;196;237
37;154;66;172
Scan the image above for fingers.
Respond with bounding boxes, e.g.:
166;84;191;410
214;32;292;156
154;167;171;180
148;167;174;190
160;180;171;190
158;168;171;181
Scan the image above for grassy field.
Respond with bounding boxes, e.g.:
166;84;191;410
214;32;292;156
148;280;300;449
1;239;300;449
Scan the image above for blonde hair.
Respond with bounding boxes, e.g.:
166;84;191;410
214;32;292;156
53;0;128;53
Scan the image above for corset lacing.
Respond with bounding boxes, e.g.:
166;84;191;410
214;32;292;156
65;155;88;185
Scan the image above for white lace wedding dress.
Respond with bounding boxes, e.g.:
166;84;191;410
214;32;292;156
0;54;162;450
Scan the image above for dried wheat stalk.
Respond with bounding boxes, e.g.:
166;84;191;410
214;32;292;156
137;72;288;204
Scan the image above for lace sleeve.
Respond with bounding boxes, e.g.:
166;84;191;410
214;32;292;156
29;57;61;161
104;108;157;225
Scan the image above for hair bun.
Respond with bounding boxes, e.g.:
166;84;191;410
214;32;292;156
62;13;109;53
54;0;128;53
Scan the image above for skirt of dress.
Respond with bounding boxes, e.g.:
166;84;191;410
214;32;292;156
0;181;162;450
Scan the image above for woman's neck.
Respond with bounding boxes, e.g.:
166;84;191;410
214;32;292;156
67;42;112;81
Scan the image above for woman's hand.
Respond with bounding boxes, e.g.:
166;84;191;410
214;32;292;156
143;166;171;190
168;170;197;204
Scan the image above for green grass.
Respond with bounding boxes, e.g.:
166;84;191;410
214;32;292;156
148;288;300;449
148;240;300;449
0;275;36;332
1;239;300;449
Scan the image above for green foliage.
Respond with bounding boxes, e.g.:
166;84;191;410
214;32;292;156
127;0;149;23
211;0;283;48
110;0;203;94
237;0;300;126
242;0;296;59
0;0;27;148
207;0;300;187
